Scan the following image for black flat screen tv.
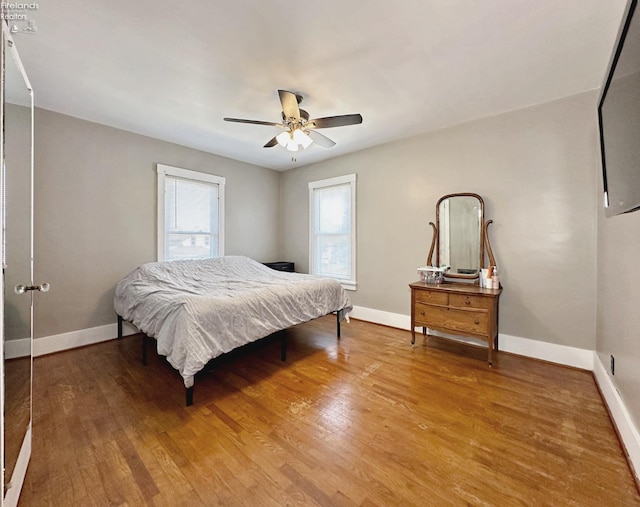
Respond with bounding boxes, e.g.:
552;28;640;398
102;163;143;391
598;0;640;217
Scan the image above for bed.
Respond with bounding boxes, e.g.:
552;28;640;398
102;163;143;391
113;255;352;405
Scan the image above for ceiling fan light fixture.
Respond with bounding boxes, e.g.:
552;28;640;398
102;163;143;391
276;131;291;148
293;128;313;149
277;127;313;152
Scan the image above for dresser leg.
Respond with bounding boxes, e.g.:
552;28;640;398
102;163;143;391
411;329;416;345
488;339;493;367
487;333;499;367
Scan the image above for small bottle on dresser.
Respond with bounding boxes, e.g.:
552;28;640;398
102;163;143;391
491;266;499;289
488;266;496;289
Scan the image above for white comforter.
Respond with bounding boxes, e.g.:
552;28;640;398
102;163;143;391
114;256;352;388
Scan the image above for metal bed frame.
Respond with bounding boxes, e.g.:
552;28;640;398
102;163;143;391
116;308;348;406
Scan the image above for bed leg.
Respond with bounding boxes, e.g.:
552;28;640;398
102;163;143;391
281;333;287;361
117;314;123;339
186;386;194;406
336;310;342;339
142;334;148;366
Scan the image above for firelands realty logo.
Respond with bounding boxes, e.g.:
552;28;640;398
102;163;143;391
1;2;39;34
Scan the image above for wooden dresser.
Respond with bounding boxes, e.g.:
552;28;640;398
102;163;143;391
409;281;502;364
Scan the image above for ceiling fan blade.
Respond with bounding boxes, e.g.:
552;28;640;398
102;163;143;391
278;90;301;121
264;136;279;148
224;117;283;127
308;114;363;129
307;130;336;148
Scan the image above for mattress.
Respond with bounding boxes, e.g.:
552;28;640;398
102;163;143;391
114;256;352;387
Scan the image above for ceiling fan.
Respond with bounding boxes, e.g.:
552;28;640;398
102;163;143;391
223;90;363;152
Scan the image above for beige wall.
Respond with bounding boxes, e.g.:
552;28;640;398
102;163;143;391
280;92;599;349
33;108;281;338
597;197;640;432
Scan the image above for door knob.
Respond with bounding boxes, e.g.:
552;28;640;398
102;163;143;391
14;282;50;295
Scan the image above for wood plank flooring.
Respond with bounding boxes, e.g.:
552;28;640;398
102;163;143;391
20;317;640;506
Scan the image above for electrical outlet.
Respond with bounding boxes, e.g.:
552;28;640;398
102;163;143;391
610;355;615;376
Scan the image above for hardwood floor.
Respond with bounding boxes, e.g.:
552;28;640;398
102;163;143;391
20;317;640;506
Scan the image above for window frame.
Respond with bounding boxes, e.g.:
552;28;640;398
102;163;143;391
156;164;225;262
308;173;357;291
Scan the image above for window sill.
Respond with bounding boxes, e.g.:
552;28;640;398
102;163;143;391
341;281;357;291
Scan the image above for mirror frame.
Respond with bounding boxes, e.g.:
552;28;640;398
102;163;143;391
427;192;496;280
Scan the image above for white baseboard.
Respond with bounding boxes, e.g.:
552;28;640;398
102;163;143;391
593;352;640;482
499;333;594;370
350;305;594;370
349;306;411;330
32;320;138;357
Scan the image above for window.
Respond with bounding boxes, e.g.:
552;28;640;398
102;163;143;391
309;174;356;290
157;164;225;261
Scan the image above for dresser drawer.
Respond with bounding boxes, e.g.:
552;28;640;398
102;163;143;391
449;294;494;311
417;305;489;336
414;302;436;326
414;289;449;306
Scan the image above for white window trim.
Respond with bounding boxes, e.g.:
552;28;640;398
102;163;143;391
156;164;225;262
308;173;357;291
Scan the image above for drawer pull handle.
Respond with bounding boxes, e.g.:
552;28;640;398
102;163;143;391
465;299;471;306
474;318;480;325
420;311;425;316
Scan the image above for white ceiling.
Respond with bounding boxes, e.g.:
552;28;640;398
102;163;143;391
9;0;628;171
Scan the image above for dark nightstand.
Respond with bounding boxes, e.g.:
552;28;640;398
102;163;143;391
263;261;295;273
